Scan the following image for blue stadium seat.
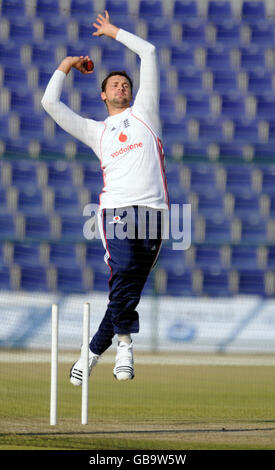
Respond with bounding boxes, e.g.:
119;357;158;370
242;1;266;22
253;143;275;161
100;42;127;68
173;0;198;20
170;44;197;70
78;20;95;42
212;70;239;93
261;166;275;195
80;89;105;119
194;245;223;270
157;243;187;271
162;118;188;145
268;121;275;142
205;44;234;71
220;92;246;118
249;20;275;46
240;216;269;243
203;216;233;243
188;164;218;191
31;41;56;65
49;243;80;267
139;0;163;19
146;18;174;46
159;92;179;120
46;161;74;187
17;187;45;214
181;141;209;160
24;215;53;240
0;243;6;264
0;188;8;214
224;165;255;193
201;269;233;297
232;191;262;218
20;265;49;291
8;17;34;41
43;17;69;43
72;66;98;91
13;242;42;266
207;1;233;20
233;118;260;143
177;68;204;93
9;161;38;188
10;89;34;113
1;137;31;157
75;140;97;159
19;113;45;139
194;189;226;217
184;92;212;118
230;245;259;269
217;142;246;161
81;162;104;192
35;63;56;88
0;266;12;290
38;139;66;158
2;65;28;90
267;246;275;269
240;45;266;70
105;0;129;18
93;267;110;291
60;215;85;240
268;195;275;216
0;214;17;240
214;20;242;46
181;19;208;44
1;0;25;17
238;269;266;296
197;117;224;142
0;115;10;139
70;0;94;18
165;268;195;296
85;242;106;268
0;42;21;66
56;266;88;293
256;93;275;119
247;70;273;94
35;0;60;17
53;187;81;215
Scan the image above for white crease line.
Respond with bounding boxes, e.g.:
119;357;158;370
1;352;275;366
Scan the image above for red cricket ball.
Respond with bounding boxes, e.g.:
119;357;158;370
84;59;94;72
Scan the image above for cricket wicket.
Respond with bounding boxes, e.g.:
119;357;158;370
50;302;91;426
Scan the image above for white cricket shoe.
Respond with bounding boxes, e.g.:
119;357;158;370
70;345;100;386
113;341;134;381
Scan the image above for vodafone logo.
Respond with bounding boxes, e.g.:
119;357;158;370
111;142;143;158
119;131;127;142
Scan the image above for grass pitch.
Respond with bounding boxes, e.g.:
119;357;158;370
0;351;275;450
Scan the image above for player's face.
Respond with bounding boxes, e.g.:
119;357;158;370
101;75;132;109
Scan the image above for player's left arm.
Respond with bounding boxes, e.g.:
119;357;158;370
93;11;160;133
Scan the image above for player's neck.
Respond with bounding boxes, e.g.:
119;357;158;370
108;105;130;116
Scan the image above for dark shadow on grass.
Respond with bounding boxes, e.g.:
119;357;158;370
1;427;275;437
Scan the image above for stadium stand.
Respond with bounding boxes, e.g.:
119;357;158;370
0;0;275;295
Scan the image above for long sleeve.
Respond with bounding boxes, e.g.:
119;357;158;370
116;29;161;134
41;70;103;156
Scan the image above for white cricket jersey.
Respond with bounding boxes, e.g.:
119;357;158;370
41;29;169;210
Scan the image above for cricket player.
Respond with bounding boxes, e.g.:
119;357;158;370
41;11;169;382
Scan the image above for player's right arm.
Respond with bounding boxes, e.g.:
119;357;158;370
41;56;102;153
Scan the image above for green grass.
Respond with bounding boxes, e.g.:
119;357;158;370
1;356;275;450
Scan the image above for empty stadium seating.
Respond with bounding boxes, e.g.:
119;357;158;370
0;0;275;296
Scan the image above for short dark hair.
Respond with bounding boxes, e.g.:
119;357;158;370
101;71;133;94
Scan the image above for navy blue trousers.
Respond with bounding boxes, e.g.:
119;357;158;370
89;206;163;355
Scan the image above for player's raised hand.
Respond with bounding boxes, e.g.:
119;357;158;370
92;10;119;39
58;55;94;75
72;56;94;74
